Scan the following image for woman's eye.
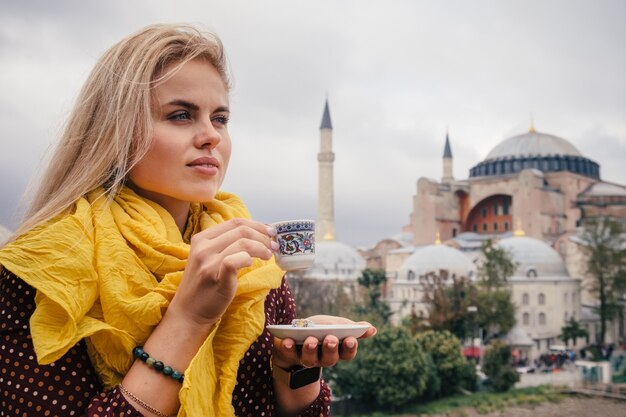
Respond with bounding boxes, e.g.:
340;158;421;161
212;115;230;126
169;111;191;121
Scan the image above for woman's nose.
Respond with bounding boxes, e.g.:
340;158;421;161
195;118;221;149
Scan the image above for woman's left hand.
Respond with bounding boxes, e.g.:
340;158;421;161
271;315;377;369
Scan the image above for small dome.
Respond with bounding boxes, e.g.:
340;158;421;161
398;244;474;281
486;131;582;160
303;240;365;281
497;236;568;277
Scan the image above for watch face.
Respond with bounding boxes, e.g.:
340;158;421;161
290;366;322;390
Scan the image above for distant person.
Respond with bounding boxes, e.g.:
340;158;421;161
0;24;376;416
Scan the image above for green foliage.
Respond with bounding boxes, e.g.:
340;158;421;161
472;289;516;341
399;385;563;417
329;326;429;411
473;240;517;341
482;341;519;392
580;216;626;344
559;317;589;346
420;353;442;401
476;240;517;290
419;270;476;339
353;268;393;326
415;330;469;397
457;361;478;392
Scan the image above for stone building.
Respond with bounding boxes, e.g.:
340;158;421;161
363;123;626;353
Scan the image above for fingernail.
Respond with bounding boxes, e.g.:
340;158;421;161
327;342;337;349
346;340;356;349
270;241;279;251
284;341;293;349
266;226;277;237
308;342;317;350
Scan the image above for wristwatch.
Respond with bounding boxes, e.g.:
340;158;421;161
272;364;322;390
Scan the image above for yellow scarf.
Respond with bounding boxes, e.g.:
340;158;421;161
0;187;283;416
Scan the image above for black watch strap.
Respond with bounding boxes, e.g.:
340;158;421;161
273;365;322;390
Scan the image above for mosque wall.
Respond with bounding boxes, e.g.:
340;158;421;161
510;278;582;358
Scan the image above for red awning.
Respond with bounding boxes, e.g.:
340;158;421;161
463;346;482;358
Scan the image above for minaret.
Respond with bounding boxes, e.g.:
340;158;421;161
442;131;454;182
318;99;336;241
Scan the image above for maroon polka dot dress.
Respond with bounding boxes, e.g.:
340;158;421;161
0;268;331;416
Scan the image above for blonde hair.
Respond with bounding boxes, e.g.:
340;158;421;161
10;24;230;241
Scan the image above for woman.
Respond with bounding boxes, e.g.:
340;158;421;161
0;24;375;417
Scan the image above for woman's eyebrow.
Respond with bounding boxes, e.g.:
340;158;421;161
166;99;199;111
165;100;230;114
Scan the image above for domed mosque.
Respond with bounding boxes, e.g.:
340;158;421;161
360;120;626;354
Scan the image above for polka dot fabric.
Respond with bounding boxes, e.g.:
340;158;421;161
234;278;331;417
0;268;331;416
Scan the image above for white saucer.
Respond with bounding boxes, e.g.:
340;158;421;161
266;324;370;344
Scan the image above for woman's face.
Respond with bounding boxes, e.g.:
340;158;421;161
129;59;231;215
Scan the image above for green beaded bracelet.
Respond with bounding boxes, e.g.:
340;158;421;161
132;346;185;384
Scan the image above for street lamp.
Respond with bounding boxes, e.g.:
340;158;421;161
467;306;478;363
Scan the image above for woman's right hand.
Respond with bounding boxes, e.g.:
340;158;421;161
167;218;278;329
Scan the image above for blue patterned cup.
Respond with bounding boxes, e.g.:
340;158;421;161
270;219;315;271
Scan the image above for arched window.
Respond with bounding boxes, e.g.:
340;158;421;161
538;293;545;305
527;268;537;278
523;312;530;325
408;270;416;281
522;293;529;305
539;312;546;325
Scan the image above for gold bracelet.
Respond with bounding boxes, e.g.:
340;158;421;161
119;384;177;417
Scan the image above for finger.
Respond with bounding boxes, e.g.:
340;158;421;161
319;335;340;367
219;238;275;261
272;337;299;369
219;251;255;278
339;337;358;361
191;219;276;253
300;336;321;368
196;218;274;240
358;323;377;339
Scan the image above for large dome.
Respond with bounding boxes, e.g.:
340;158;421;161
397;244;475;281
486;131;582;160
469;130;599;179
497;236;568;278
303;240;365;281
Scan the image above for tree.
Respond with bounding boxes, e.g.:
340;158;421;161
579;216;626;344
559;317;589;347
288;275;354;318
329;326;429;411
474;240;517;341
476;239;517;290
352;268;392;326
482;341;520;392
473;289;516;342
419;270;475;339
415;330;470;397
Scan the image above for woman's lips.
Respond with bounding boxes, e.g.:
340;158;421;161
187;156;219;175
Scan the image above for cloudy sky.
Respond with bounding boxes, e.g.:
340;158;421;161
1;0;625;248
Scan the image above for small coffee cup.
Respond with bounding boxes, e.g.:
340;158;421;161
270;219;315;271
